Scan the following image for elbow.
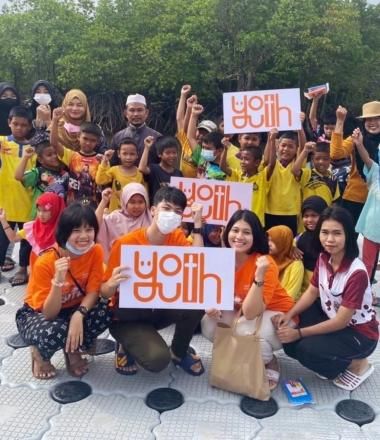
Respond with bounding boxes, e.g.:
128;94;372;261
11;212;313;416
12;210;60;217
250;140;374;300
42;311;58;321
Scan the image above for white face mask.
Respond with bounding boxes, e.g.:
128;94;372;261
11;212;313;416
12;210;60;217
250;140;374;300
34;93;52;105
65;240;94;256
156;211;182;234
201;149;215;162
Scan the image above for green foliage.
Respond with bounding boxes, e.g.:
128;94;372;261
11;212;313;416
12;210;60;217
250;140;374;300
0;0;378;124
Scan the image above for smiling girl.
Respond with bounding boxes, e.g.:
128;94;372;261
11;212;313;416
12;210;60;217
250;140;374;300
274;206;378;391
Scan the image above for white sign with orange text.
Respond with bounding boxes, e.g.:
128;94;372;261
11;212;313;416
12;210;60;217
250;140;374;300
170;177;252;225
223;88;301;134
119;246;235;310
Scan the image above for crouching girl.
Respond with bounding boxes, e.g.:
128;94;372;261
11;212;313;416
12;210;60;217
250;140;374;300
201;210;296;390
16;203;112;379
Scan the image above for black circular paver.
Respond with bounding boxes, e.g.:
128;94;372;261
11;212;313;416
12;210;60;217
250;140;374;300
240;396;278;419
6;333;29;349
336;399;375;426
50;381;92;404
145;387;184;413
0;298;5;305
90;338;115;356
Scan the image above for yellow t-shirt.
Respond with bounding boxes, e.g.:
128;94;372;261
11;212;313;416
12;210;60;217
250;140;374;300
279;260;304;301
266;160;308;216
301;167;340;206
95;164;145;211
0;136;35;222
226;144;241;170
228;167;270;227
177;129;197;178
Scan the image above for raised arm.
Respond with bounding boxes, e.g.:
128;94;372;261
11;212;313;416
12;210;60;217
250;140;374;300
309;92;323;131
50;107;65;158
297;112;307;153
190;203;204;247
352;128;373;169
292;142;314;178
95;188;112;226
95;149;114;185
331;106;353;160
265;128;278;180
138;136;154;175
176;85;191;132
14;146;35;181
187;103;204;150
220;137;232;177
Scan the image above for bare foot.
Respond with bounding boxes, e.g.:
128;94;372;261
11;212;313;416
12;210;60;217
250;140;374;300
31;346;56;380
346;358;369;376
265;355;280;390
65;352;89;377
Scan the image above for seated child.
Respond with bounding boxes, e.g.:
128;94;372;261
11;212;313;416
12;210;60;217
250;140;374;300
0;192;65;270
267;225;304;301
292;141;339;206
96;184;152;262
295;196;327;293
139;135;183;204
95;138;144;211
15;130;69;217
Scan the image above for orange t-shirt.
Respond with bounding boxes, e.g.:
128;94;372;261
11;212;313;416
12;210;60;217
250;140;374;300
25;244;104;311
235;253;295;313
103;227;190;282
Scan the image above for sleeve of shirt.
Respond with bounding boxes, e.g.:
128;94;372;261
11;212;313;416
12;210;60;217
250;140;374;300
299;167;311;187
95;163;113;185
341;269;369;310
363;162;378;186
261;166;272;192
22;168;39;188
59;147;73;166
282;261;304;299
330;133;353;160
85;245;104;293
310;256;321;287
103;239;122;282
27;255;56;310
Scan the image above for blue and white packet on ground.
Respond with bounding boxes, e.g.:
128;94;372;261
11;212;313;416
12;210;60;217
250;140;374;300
282;379;315;406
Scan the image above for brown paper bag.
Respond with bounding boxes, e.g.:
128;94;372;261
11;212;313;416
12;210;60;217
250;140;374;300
209;315;270;401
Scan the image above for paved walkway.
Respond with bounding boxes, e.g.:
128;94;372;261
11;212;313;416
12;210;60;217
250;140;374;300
0;266;379;440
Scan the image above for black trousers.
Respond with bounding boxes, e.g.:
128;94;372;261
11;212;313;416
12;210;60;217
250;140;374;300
110;308;204;373
0;222;31;267
283;301;378;379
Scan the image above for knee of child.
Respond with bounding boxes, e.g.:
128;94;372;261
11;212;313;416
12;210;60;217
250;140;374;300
141;346;171;373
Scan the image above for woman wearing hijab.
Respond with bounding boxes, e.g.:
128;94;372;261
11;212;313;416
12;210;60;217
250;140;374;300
27;80;61;128
201;224;223;248
96;183;152;262
0;82;20;135
267;225;304;300
51;89;107;152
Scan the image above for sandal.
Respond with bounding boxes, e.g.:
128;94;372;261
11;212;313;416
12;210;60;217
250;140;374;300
10;269;29;286
333;364;374;391
1;257;15;272
115;342;138;375
31;346;56;380
172;348;205;376
64;352;89;377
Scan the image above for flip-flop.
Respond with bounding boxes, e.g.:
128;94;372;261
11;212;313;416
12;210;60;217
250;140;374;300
10;269;29;286
333;364;374;391
115;342;138;375
172;348;204;376
1;257;15;272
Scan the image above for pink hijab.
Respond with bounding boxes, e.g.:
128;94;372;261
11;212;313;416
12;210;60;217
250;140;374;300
97;183;152;261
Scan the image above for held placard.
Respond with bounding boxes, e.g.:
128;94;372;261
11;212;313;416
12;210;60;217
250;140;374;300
170;177;252;225
119;246;235;310
223;88;301;134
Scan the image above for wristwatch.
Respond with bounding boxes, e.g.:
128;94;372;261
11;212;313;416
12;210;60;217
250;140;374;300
254;279;264;287
192;228;202;234
77;305;89;317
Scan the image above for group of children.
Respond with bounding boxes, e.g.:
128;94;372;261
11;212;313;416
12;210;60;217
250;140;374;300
0;80;379;394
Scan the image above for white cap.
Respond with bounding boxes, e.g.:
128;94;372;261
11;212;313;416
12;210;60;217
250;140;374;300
126;93;147;107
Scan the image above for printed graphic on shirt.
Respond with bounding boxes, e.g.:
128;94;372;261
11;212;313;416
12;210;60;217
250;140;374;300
67;154;100;207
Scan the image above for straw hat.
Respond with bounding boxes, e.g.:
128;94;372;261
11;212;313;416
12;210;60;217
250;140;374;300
357;101;380;119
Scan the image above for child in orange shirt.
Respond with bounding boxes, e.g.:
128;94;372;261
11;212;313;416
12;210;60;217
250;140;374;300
16;203;112;380
201;209;295;390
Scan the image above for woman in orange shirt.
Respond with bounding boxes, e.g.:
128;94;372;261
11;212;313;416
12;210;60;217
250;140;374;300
15;203;112;380
201;209;296;390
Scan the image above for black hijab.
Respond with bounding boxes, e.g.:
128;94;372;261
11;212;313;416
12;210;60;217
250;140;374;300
28;80;61;119
0;82;20;135
356;125;380;180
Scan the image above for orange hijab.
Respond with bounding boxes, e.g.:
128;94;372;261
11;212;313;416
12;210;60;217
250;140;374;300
58;89;91;151
267;225;294;275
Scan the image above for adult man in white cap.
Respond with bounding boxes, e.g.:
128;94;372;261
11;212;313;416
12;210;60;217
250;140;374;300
111;93;161;162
